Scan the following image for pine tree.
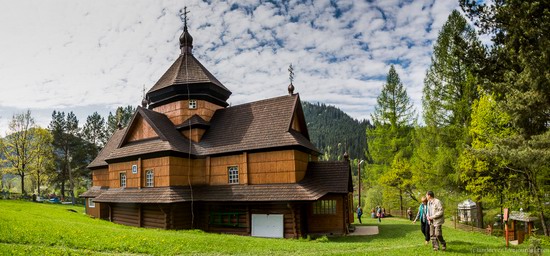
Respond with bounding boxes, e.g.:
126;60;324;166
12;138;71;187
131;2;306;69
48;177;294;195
106;105;136;138
367;65;415;213
82;112;107;152
416;10;481;196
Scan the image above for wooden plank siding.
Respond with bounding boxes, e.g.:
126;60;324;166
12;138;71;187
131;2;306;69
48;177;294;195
181;128;206;142
153;100;223;125
247;150;309;184
104;149;314;188
126;116;157;142
92;168;109;187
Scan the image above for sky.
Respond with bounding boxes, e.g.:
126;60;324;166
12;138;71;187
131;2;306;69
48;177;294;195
0;0;460;135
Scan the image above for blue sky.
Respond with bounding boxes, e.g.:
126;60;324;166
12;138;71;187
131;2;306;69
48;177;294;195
0;0;459;134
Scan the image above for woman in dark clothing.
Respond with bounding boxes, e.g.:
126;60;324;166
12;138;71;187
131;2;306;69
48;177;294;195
412;196;430;244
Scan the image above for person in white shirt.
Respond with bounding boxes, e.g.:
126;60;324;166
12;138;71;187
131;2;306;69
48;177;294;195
426;191;446;251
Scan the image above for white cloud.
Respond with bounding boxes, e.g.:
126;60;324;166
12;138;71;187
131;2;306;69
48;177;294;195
0;0;459;134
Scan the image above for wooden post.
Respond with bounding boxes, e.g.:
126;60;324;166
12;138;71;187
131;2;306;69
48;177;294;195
287;203;297;238
503;208;509;248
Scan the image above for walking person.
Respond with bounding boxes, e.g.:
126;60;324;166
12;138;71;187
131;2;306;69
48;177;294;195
376;206;382;222
413;196;430;245
426;191;446;251
407;207;413;220
356;205;363;224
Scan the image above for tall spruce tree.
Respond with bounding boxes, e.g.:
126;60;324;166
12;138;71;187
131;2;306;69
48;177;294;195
367;65;415;213
82;112;107;153
417;10;481;197
106;106;135;138
49;111;80;201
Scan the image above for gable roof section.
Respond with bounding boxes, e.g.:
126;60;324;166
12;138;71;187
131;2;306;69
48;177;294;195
288;94;310;140
92;160;351;203
105;107;193;162
196;94;319;155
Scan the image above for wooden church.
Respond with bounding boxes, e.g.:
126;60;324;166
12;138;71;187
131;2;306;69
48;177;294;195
81;16;353;238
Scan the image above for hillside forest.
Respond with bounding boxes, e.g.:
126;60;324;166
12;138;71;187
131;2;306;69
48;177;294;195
0;1;549;236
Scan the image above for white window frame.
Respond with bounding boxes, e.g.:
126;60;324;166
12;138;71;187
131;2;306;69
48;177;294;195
88;198;95;208
189;99;197;109
146;170;154;187
120;172;127;188
228;166;239;184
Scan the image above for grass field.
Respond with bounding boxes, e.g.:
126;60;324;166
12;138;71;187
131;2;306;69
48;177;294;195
0;200;546;255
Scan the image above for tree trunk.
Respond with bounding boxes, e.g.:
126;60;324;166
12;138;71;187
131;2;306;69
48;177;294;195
20;172;25;196
68;163;75;205
37;169;41;195
534;189;549;236
476;201;484;229
399;188;403;217
61;180;65;200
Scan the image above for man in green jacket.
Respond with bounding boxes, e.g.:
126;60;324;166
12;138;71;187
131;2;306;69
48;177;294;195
426;191;446;251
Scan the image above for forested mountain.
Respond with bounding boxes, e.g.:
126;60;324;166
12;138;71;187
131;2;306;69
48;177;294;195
302;101;370;160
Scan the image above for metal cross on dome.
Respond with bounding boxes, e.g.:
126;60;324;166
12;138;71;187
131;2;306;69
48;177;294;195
180;6;190;28
288;64;294;85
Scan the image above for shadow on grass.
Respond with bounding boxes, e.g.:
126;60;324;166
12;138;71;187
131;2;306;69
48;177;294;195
330;219;420;243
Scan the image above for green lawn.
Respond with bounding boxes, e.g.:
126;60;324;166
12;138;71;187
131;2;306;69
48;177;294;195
0;200;544;255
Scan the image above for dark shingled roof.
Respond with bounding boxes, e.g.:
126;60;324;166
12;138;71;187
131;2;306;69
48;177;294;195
80;186;109;198
195;94;319;155
89;94;320;167
104;107;193;161
176;115;210;130
148;54;230;93
92;161;350;203
88;128;126;169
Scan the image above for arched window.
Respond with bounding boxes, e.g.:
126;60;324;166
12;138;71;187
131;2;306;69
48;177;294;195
146;170;154;187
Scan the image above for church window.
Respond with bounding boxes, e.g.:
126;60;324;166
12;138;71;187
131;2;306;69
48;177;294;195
228;166;239;184
146;170;154;187
189;100;197;109
120;172;127;188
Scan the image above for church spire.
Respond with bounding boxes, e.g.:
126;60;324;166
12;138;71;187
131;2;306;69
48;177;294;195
179;7;193;55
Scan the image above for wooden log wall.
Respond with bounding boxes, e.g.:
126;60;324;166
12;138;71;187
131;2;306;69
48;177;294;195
141;204;166;229
306;194;346;235
153;100;223;125
111;203;140;227
171;203;194;229
92;168;109;187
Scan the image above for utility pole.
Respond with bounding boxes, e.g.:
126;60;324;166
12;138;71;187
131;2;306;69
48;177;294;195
358;160;365;206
